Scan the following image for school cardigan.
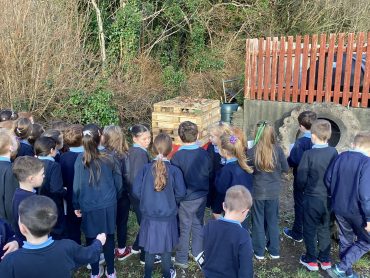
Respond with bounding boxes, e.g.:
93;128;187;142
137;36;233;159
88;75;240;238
16;141;34;157
133;161;186;220
0;218;21;261
12;188;35;242
0;159;19;222
296;145;337;198
203;219;253;278
0;238;102;278
73;154;123;213
128;146;150;195
171;145;212;201
287;133;313;176
325;150;370;221
247;145;289;200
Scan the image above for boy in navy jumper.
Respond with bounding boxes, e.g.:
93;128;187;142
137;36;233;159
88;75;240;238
297;119;338;271
325;132;370;278
203;185;253;278
284;111;317;242
171;121;212;268
0;195;106;278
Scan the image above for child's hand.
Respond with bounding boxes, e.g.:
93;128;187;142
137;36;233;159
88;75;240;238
1;240;19;259
365;222;370;233
74;210;82;217
96;233;106;245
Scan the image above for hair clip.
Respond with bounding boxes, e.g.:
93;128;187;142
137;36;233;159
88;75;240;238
83;130;93;137
230;135;238;144
16;128;21;134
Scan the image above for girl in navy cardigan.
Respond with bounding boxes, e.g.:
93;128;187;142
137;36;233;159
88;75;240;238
73;124;122;278
14;118;34;157
133;133;186;278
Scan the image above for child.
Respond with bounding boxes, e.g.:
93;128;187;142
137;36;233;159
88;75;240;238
212;133;253;219
0;195;106;278
247;121;289;259
0;109;18;122
0;217;19;261
42;129;64;162
102;125;133;261
203;185;253;278
17;112;34;124
284;111;317;242
73;125;123;278
34;136;67;239
50;120;70;154
133;133;186;278
0;129;19;222
297;119;337;271
171;121;212;268
11;156;44;242
28;123;45;146
325;131;370;278
60;124;84;244
14;118;34;157
128;124;151;260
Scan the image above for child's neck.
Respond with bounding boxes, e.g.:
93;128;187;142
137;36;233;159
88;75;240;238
224;211;242;223
19;182;35;192
0;152;11;159
313;139;327;145
182;142;197;146
26;234;49;245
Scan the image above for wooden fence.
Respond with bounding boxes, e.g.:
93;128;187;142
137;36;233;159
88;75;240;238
244;32;370;108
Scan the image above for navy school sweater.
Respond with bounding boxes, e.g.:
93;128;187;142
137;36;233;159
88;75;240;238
0;238;102;278
206;143;223;181
325;150;370;221
287;133;313;177
16;141;34;158
128;145;150;197
203;218;253;278
73;153;123;212
296;145;338;198
133;160;186;220
12;188;35;242
0;159;19;222
0;218;21;261
107;150;130;196
171;145;212;201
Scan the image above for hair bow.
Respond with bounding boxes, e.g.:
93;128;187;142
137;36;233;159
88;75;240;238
230;135;238;144
83;130;93;137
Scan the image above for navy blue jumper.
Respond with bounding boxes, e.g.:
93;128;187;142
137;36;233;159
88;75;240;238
0;157;19;222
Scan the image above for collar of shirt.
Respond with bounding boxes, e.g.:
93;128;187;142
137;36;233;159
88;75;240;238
38;156;55;162
303;131;311;139
226;157;238;164
153;158;170;163
179;144;199;151
0;156;11;162
350;148;369;157
23;237;54;250
219;217;242;227
312;143;328;149
133;144;147;152
69;146;84;153
20;139;31;146
213;144;220;154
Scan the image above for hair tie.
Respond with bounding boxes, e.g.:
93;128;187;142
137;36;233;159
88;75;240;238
230;135;238;144
254;121;267;145
156;153;163;160
83;130;93;137
16;128;21;134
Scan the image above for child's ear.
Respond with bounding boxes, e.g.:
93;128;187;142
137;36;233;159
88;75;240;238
222;202;226;211
19;220;29;237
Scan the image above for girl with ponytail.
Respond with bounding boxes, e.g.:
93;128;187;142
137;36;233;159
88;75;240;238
247;121;289;260
133;133;186;278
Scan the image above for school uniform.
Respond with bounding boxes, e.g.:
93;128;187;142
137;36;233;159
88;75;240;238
16;140;34;157
297;144;337;263
38;157;67;239
0;237;102;278
203;218;253;278
287;132;313;239
12;188;35;242
60;147;83;244
0;157;19;223
325;150;370;275
0;218;21;261
206;143;222;208
248;145;288;257
171;144;212;264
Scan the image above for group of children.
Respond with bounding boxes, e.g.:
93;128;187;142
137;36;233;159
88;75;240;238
0;107;368;278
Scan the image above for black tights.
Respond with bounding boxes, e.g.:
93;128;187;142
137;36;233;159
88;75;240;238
86;234;115;275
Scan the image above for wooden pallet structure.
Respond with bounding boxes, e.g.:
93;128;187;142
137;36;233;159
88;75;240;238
152;97;221;145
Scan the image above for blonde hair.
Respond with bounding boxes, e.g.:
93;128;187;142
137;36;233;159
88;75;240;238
224;185;253;211
311;119;332;142
0;129;18;156
354;131;370;150
254;121;277;172
152;133;172;191
102;125;128;157
220;133;253;173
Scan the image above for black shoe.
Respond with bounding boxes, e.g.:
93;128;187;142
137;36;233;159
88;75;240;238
283;227;303;243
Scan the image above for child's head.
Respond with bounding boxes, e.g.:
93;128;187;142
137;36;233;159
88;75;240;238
14;118;32;140
28;123;45;146
178;121;198;144
0;109;18;122
152;133;172;192
34;137;57;157
223;185;253;222
102;125;128;157
42;129;63;150
208;122;231;145
129;124;151;149
50;120;69;133
0;129;18;156
18;195;57;238
18;112;34;124
220;133;253;173
12;156;44;187
353;131;370;154
253;121;277;172
63;124;83;147
298;111;317;131
311;119;331;144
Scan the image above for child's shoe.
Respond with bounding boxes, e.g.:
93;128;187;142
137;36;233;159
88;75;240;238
254;254;265;260
90;265;104;278
115;246;133;261
283;227;303;243
169;268;177;278
140;255;162;265
105;268;117;278
318;259;332;270
265;247;280;259
299;255;319;271
329;264;347;277
131;247;141;254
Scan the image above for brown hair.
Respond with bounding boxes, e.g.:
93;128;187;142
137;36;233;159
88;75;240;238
0;120;16;131
13;156;44;182
14;118;32;139
102;125;128;158
28;123;45;146
18;112;33;121
220;133;253;173
50;120;69;132
178;121;198;143
298;111;317;130
152;133;172;191
353;131;370;150
254;121;277;172
311;119;332;142
224;185;253;212
0;129;17;156
64;124;83;147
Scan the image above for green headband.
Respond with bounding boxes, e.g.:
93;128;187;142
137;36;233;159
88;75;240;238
253;121;267;145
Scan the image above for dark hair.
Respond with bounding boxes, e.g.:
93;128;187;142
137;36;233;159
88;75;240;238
64;124;83;147
129;124;150;137
19;195;57;237
298;111;317;130
42;129;62;146
0;109;18;122
178;121;198;143
28;123;45;146
152;133;172;191
34;137;57;156
50;121;69;132
15;118;32;139
311;119;332;142
12;156;44;182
